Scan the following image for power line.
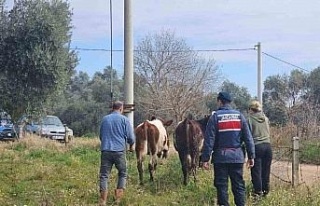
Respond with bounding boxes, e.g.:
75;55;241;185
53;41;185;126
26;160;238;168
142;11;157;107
72;47;255;52
192;48;255;52
73;48;122;52
262;52;309;72
72;46;309;73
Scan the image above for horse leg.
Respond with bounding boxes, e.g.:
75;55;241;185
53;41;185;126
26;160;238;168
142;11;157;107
192;152;199;183
137;154;144;185
149;154;157;182
179;152;189;185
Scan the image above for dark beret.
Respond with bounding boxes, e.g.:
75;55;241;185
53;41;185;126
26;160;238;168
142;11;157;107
218;92;232;102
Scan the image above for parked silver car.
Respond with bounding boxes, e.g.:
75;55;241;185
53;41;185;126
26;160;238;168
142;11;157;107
36;115;73;142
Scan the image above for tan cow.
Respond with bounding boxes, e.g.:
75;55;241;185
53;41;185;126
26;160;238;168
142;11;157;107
135;117;173;185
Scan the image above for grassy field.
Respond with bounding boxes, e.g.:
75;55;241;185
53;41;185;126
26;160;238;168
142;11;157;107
1;136;320;206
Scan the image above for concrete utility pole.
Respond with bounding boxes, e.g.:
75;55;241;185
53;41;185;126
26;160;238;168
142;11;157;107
124;0;134;126
256;42;263;104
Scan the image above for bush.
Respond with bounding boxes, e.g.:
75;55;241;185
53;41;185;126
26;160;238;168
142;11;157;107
300;142;320;165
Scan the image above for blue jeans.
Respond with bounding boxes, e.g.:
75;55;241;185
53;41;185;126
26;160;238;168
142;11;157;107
214;163;245;206
251;143;272;195
99;151;127;191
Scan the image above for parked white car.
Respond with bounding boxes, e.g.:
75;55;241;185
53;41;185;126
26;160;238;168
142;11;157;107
37;115;73;142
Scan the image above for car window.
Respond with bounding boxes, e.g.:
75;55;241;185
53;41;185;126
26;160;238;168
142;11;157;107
0;119;12;125
33;121;39;125
0;120;7;126
0;111;11;119
42;116;63;126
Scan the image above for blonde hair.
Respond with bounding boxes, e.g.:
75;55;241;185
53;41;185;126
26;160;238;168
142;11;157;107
249;100;262;112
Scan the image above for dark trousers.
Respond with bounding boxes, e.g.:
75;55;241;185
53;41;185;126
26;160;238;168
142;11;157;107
250;143;272;195
214;163;245;206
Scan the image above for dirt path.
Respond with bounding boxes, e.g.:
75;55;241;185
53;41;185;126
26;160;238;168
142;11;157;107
271;160;320;186
169;147;320;186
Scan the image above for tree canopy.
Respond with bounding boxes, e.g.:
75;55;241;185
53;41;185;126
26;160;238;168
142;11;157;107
0;0;77;118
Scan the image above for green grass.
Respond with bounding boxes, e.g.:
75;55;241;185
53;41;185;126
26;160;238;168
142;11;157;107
0;136;320;205
300;141;320;165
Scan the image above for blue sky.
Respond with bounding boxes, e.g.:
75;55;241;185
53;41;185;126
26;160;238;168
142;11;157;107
4;0;320;96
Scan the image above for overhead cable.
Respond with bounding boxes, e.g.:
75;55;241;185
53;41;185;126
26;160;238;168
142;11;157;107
72;47;255;52
262;52;309;72
72;47;308;72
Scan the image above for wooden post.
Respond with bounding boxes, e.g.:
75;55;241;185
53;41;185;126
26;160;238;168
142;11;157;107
19;125;24;139
64;124;68;145
292;136;299;187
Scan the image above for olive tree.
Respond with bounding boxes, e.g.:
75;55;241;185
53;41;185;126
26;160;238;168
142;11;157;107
0;1;9;110
263;74;289;126
307;67;320;105
0;0;77;118
220;80;252;112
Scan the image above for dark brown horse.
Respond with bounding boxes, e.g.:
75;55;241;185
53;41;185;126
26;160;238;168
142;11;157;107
174;115;210;185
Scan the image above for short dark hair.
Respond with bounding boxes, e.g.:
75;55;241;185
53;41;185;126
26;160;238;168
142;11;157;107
112;101;123;110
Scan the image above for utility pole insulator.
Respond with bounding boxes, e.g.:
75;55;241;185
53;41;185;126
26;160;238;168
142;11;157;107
123;104;135;113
